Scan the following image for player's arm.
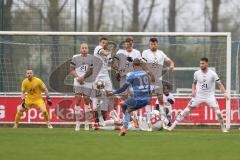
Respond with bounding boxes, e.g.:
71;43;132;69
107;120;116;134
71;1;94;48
111;51;120;71
141;57;155;82
162;51;174;71
70;58;78;78
98;48;111;56
192;73;197;97
113;83;130;95
216;80;229;100
21;81;26;107
70;58;84;84
82;64;93;81
167;93;175;104
39;80;52;106
70;66;78;78
165;58;175;72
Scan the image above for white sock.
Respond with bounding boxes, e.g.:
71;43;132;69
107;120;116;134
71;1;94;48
84;105;90;125
99;126;115;130
158;105;167;121
215;109;225;129
171;107;191;129
97;109;105;124
146;105;152;123
133;111;138;121
74;105;81;125
104;119;115;126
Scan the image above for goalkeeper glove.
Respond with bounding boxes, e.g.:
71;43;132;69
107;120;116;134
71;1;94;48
21;98;26;108
46;96;52;106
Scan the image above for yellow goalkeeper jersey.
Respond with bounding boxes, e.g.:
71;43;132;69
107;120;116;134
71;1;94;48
21;77;46;101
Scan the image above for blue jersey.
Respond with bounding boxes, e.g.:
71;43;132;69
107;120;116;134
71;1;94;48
114;70;150;102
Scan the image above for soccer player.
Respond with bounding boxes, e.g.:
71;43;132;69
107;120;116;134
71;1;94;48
109;58;152;136
156;85;175;126
13;69;53;128
70;43;94;131
168;57;229;132
95;110;163;131
113;37;142;127
114;37;141;88
142;37;174;129
93;37;115;125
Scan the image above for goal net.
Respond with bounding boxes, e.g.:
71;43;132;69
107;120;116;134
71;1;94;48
0;31;235;128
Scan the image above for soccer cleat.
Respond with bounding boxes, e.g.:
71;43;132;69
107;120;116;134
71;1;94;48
165;124;174;131
75;123;80;131
166;126;173;132
133;119;139;128
84;123;90;131
92;123;99;130
221;128;229;133
162;121;169;130
47;123;53;129
119;127;127;136
147;122;152;132
13;123;18;128
98;117;106;127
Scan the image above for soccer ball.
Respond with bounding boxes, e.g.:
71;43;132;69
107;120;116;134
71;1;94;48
95;80;105;90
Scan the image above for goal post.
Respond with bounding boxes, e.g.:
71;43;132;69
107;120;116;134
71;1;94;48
0;31;232;128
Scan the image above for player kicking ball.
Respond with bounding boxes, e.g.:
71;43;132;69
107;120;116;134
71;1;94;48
13;69;53;128
167;57;229;133
108;58;153;136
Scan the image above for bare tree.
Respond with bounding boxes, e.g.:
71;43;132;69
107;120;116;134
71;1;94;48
168;0;176;32
211;0;221;32
88;0;95;31
131;0;139;31
1;0;17;91
130;0;157;32
142;0;156;31
21;0;68;90
96;0;105;31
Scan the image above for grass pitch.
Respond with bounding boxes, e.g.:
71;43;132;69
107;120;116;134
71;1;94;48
0;128;239;160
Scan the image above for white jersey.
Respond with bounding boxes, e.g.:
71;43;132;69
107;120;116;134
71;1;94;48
94;45;111;78
129;110;163;131
116;48;141;60
194;69;220;98
70;54;94;88
142;49;169;81
115;48;141;76
156;93;175;108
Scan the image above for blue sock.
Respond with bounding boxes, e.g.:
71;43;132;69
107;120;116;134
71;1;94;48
123;111;131;129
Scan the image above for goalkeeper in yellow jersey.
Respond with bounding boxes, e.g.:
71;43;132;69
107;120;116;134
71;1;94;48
13;69;53;128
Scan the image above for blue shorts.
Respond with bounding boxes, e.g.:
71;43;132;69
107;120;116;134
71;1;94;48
124;97;149;110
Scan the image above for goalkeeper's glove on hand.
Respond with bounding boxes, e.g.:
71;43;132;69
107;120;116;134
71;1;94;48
21;98;26;108
46;96;52;106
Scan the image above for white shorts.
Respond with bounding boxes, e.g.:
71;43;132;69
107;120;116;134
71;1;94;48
73;79;92;96
188;95;219;108
151;81;163;95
